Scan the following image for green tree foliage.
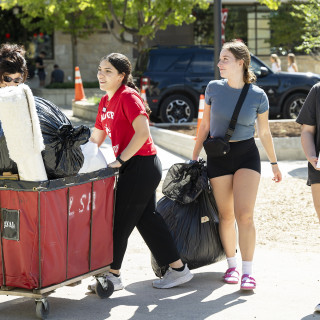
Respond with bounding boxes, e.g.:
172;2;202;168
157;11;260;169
224;6;247;43
268;1;305;54
193;4;247;46
292;0;320;59
258;0;281;10
0;8;33;44
193;4;214;45
97;0;209;52
1;0;209;70
0;0;105;77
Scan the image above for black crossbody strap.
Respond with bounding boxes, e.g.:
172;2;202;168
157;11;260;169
224;83;250;141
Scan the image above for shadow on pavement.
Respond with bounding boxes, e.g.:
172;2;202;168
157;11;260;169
0;294;112;320
0;272;256;319
118;272;252;320
300;313;320;319
288;167;308;179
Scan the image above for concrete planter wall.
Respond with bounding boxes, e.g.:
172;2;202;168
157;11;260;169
72;100;99;121
31;88;102;107
72;99;305;161
150;127;305;161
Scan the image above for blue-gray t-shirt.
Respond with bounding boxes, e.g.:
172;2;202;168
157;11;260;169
205;79;269;141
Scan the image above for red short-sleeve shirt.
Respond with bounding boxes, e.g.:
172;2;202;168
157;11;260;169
95;85;157;157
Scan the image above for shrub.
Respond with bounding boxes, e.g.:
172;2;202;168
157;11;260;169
45;81;99;89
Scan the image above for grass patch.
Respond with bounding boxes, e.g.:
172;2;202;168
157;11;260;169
87;96;102;104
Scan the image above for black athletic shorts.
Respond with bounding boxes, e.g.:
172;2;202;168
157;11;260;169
38;71;46;80
207;137;261;179
307;162;320;186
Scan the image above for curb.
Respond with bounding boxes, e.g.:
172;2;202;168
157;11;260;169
150;126;305;161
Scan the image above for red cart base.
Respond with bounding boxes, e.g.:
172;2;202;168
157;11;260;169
0;168;115;290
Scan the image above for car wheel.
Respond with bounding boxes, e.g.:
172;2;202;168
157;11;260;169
282;93;306;119
160;95;195;123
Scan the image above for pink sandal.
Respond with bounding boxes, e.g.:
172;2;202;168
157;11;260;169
223;267;239;284
241;274;256;290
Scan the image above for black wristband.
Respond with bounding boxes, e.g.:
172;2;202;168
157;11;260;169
270;162;278;165
116;155;125;165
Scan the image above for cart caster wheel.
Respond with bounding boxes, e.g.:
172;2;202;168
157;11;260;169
95;279;114;299
35;299;50;319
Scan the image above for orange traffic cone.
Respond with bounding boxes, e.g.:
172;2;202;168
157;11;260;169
140;87;147;103
141;88;153;125
194;94;205;140
74;66;86;101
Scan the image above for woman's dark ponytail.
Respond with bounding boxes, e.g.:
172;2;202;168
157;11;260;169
101;53;151;116
126;74;139;92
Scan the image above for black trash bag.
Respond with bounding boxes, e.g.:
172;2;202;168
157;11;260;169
34;97;90;179
0;122;18;175
151;189;226;277
162;159;208;204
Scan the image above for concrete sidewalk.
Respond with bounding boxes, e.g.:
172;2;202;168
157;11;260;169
0;107;319;320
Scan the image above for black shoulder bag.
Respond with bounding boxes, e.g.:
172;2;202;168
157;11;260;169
203;83;250;158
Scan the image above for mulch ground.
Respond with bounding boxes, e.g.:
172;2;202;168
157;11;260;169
163;121;301;138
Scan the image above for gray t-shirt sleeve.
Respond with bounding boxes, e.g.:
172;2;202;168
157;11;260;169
296;85;317;126
257;91;269;114
205;81;213;105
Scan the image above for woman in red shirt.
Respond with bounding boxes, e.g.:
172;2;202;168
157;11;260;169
88;53;193;291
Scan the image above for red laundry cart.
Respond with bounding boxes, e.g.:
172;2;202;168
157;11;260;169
0;167;116;319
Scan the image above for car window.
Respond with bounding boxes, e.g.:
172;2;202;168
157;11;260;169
187;53;214;73
168;54;192;72
250;58;264;76
148;54;180;71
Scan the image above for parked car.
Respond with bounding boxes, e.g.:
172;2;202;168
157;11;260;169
133;46;320;123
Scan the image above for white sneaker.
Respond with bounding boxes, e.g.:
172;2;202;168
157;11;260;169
315;303;320;312
152;264;193;289
88;272;124;292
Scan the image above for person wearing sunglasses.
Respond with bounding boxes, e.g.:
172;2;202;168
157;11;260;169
0;43;28;88
0;43;28;176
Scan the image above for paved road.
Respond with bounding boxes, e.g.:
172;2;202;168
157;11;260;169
1;106;319;320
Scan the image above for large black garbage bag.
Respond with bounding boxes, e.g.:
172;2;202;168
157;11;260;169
34;97;90;179
162;159;208;204
0;122;18;175
152;189;226;277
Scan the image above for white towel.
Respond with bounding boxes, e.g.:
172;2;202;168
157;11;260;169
0;84;47;181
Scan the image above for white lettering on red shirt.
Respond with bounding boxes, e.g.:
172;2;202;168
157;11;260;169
113;144;119;154
95;85;157;157
106;111;114;119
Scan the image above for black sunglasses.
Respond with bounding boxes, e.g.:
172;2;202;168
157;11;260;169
3;75;23;84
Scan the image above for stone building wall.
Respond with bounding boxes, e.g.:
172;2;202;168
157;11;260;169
44;30;133;85
259;56;320;74
42;25;320;87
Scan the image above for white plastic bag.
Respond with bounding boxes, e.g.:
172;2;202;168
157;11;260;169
78;141;107;174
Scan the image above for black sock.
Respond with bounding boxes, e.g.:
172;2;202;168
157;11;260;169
172;264;185;272
110;272;120;277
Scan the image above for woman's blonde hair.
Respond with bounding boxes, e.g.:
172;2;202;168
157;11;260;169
271;53;281;66
222;40;256;84
288;53;296;64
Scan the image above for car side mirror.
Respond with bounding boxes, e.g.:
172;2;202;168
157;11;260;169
260;67;269;77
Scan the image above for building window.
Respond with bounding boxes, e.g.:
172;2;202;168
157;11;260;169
247;5;271;55
29;33;54;60
193;4;269;55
